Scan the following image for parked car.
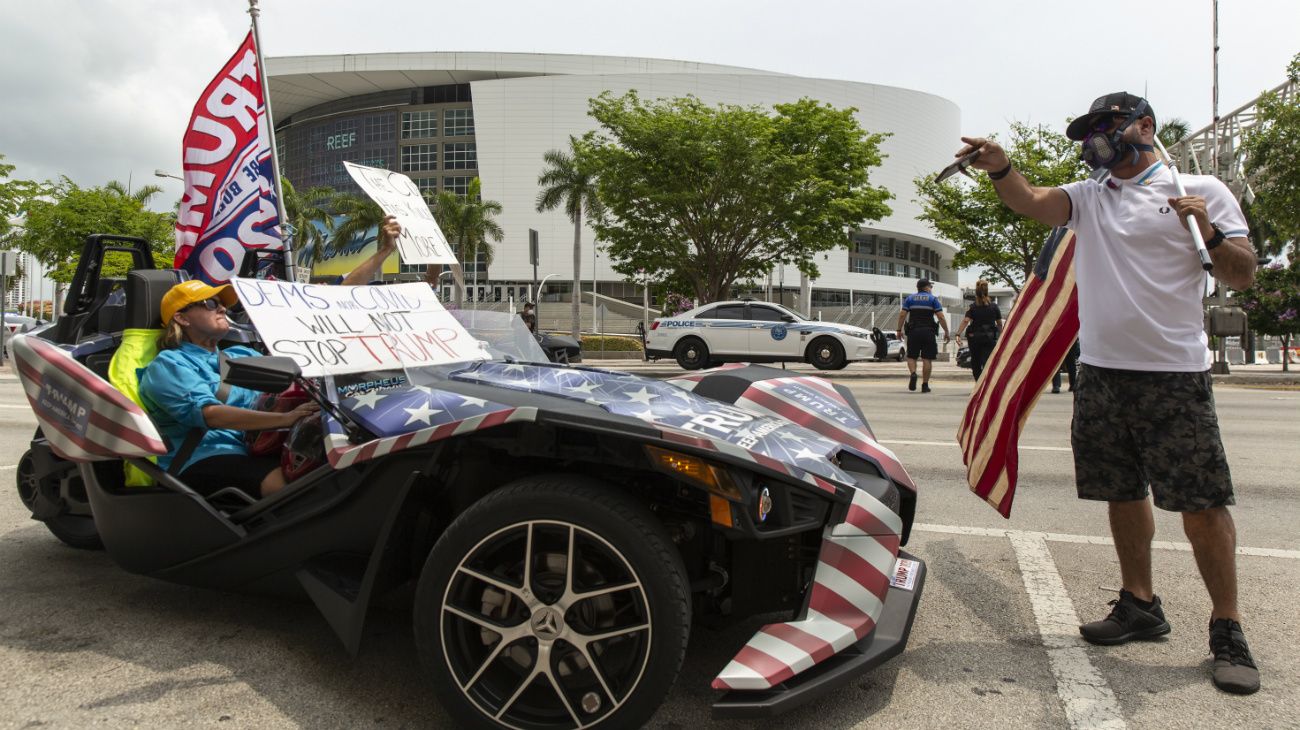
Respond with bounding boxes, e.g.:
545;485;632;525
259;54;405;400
645;300;892;370
12;237;924;728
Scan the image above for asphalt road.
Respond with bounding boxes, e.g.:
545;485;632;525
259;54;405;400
0;376;1296;729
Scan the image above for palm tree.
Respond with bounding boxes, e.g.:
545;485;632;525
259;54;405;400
433;178;503;308
1158;117;1192;149
280;177;335;267
105;179;163;206
328;192;387;258
536;143;603;339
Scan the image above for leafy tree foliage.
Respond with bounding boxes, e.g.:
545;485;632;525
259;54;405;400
432;178;503;306
0;154;45;239
536;143;604;338
1242;53;1300;257
12;178;173;282
914;122;1088;291
280;176;336;267
1234;258;1300;370
1157;117;1191;149
575;92;891;304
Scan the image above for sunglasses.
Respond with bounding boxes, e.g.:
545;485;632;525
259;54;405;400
183;298;225;312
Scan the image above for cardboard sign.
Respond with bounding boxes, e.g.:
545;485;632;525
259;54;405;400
342;162;458;265
231;278;484;377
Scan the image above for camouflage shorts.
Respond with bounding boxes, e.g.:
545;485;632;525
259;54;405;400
1071;364;1234;512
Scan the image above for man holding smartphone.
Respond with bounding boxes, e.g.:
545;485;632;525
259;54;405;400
955;92;1260;694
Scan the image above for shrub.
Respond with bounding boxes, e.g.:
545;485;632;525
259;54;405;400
579;335;644;352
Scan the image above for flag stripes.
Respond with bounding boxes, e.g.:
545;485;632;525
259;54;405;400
957;229;1081;517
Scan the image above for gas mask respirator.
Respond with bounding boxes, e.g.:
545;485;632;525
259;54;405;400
1079;100;1155;170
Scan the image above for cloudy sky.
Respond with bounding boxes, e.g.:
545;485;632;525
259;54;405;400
2;0;1296;209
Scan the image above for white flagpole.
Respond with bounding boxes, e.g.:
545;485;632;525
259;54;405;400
248;0;295;281
1152;136;1214;272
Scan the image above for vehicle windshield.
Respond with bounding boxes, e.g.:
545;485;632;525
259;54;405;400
385;308;547;388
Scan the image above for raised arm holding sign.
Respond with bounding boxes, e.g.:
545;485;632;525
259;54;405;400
343;162;458;266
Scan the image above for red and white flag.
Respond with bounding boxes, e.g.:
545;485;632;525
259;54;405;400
174;31;282;284
957;228;1080;517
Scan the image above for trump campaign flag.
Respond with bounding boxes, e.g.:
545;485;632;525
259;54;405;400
174;31;282;284
957;227;1080;517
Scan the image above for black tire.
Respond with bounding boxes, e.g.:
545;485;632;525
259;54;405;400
414;477;690;730
896;347;906;362
806;337;847;370
16;449;103;551
673;337;710;370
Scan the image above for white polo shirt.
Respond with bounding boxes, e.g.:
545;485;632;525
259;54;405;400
1060;161;1248;372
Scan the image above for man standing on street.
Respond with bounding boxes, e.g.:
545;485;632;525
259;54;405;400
896;278;950;393
956;92;1260;694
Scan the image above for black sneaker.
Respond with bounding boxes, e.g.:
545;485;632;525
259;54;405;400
921;382;931;393
1079;589;1171;645
908;373;918;391
1209;619;1260;694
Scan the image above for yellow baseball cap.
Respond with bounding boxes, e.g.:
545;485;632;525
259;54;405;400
160;280;238;325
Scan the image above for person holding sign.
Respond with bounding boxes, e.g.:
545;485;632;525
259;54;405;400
140;280;318;499
337;216;401;286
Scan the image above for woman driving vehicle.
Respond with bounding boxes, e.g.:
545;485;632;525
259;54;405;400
139;280;317;498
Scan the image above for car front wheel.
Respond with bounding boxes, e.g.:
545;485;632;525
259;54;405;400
415;477;690;729
673;338;709;370
807;337;847;370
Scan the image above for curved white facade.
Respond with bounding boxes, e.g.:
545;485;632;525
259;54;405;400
267;52;962;304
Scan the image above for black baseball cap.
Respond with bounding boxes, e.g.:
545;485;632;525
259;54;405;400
1065;92;1156;141
916;278;932;291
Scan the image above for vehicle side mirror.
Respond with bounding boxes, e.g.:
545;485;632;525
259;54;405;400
220;355;301;393
781;314;796;322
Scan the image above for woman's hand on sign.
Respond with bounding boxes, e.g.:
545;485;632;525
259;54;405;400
378;215;402;254
957;136;1011;173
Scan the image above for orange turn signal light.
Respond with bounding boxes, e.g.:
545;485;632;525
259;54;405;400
645;445;743;501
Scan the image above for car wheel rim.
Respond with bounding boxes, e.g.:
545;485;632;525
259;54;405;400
16;455;39;512
441;520;652;729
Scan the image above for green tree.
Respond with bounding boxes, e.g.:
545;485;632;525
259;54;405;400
280;177;336;267
914;122;1089;291
574;92;892;304
1234;259;1300;371
536;142;604;337
327;191;387;258
1157;117;1191;149
433;178;503;307
12;178;174;283
104;179;164;207
1242;53;1300;257
0;154;45;239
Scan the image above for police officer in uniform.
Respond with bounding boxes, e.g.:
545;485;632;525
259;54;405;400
896;278;950;393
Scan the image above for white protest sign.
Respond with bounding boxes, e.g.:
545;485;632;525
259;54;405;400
231;278;484;377
342;162;458;265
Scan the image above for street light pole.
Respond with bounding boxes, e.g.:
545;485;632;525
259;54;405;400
154;169;184;182
537;273;557;331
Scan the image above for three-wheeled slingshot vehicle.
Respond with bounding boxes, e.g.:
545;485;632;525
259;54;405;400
13;235;925;729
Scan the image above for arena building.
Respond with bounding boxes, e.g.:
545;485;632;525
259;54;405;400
266;52;962;312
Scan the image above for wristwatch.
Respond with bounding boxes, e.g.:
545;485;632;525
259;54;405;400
1205;223;1226;251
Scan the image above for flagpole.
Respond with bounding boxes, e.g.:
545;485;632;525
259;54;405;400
248;0;295;281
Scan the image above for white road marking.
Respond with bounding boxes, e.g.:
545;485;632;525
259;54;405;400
915;523;1300;560
0;464;15;473
1009;532;1126;730
881;438;1072;452
0;404;33;409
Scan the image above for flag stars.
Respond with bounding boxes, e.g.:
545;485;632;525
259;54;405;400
403;404;443;426
623;387;659;406
348;391;386;410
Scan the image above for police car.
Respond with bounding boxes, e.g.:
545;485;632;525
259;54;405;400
646;300;891;370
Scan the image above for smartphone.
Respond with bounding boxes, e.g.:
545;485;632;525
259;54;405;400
935;149;981;183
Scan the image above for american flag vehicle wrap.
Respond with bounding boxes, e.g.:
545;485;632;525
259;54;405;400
11;335;168;462
712;485;903;690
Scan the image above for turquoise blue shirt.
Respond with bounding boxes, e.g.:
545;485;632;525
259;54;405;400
139;342;263;472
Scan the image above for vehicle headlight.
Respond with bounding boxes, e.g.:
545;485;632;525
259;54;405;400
847;331;872;340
